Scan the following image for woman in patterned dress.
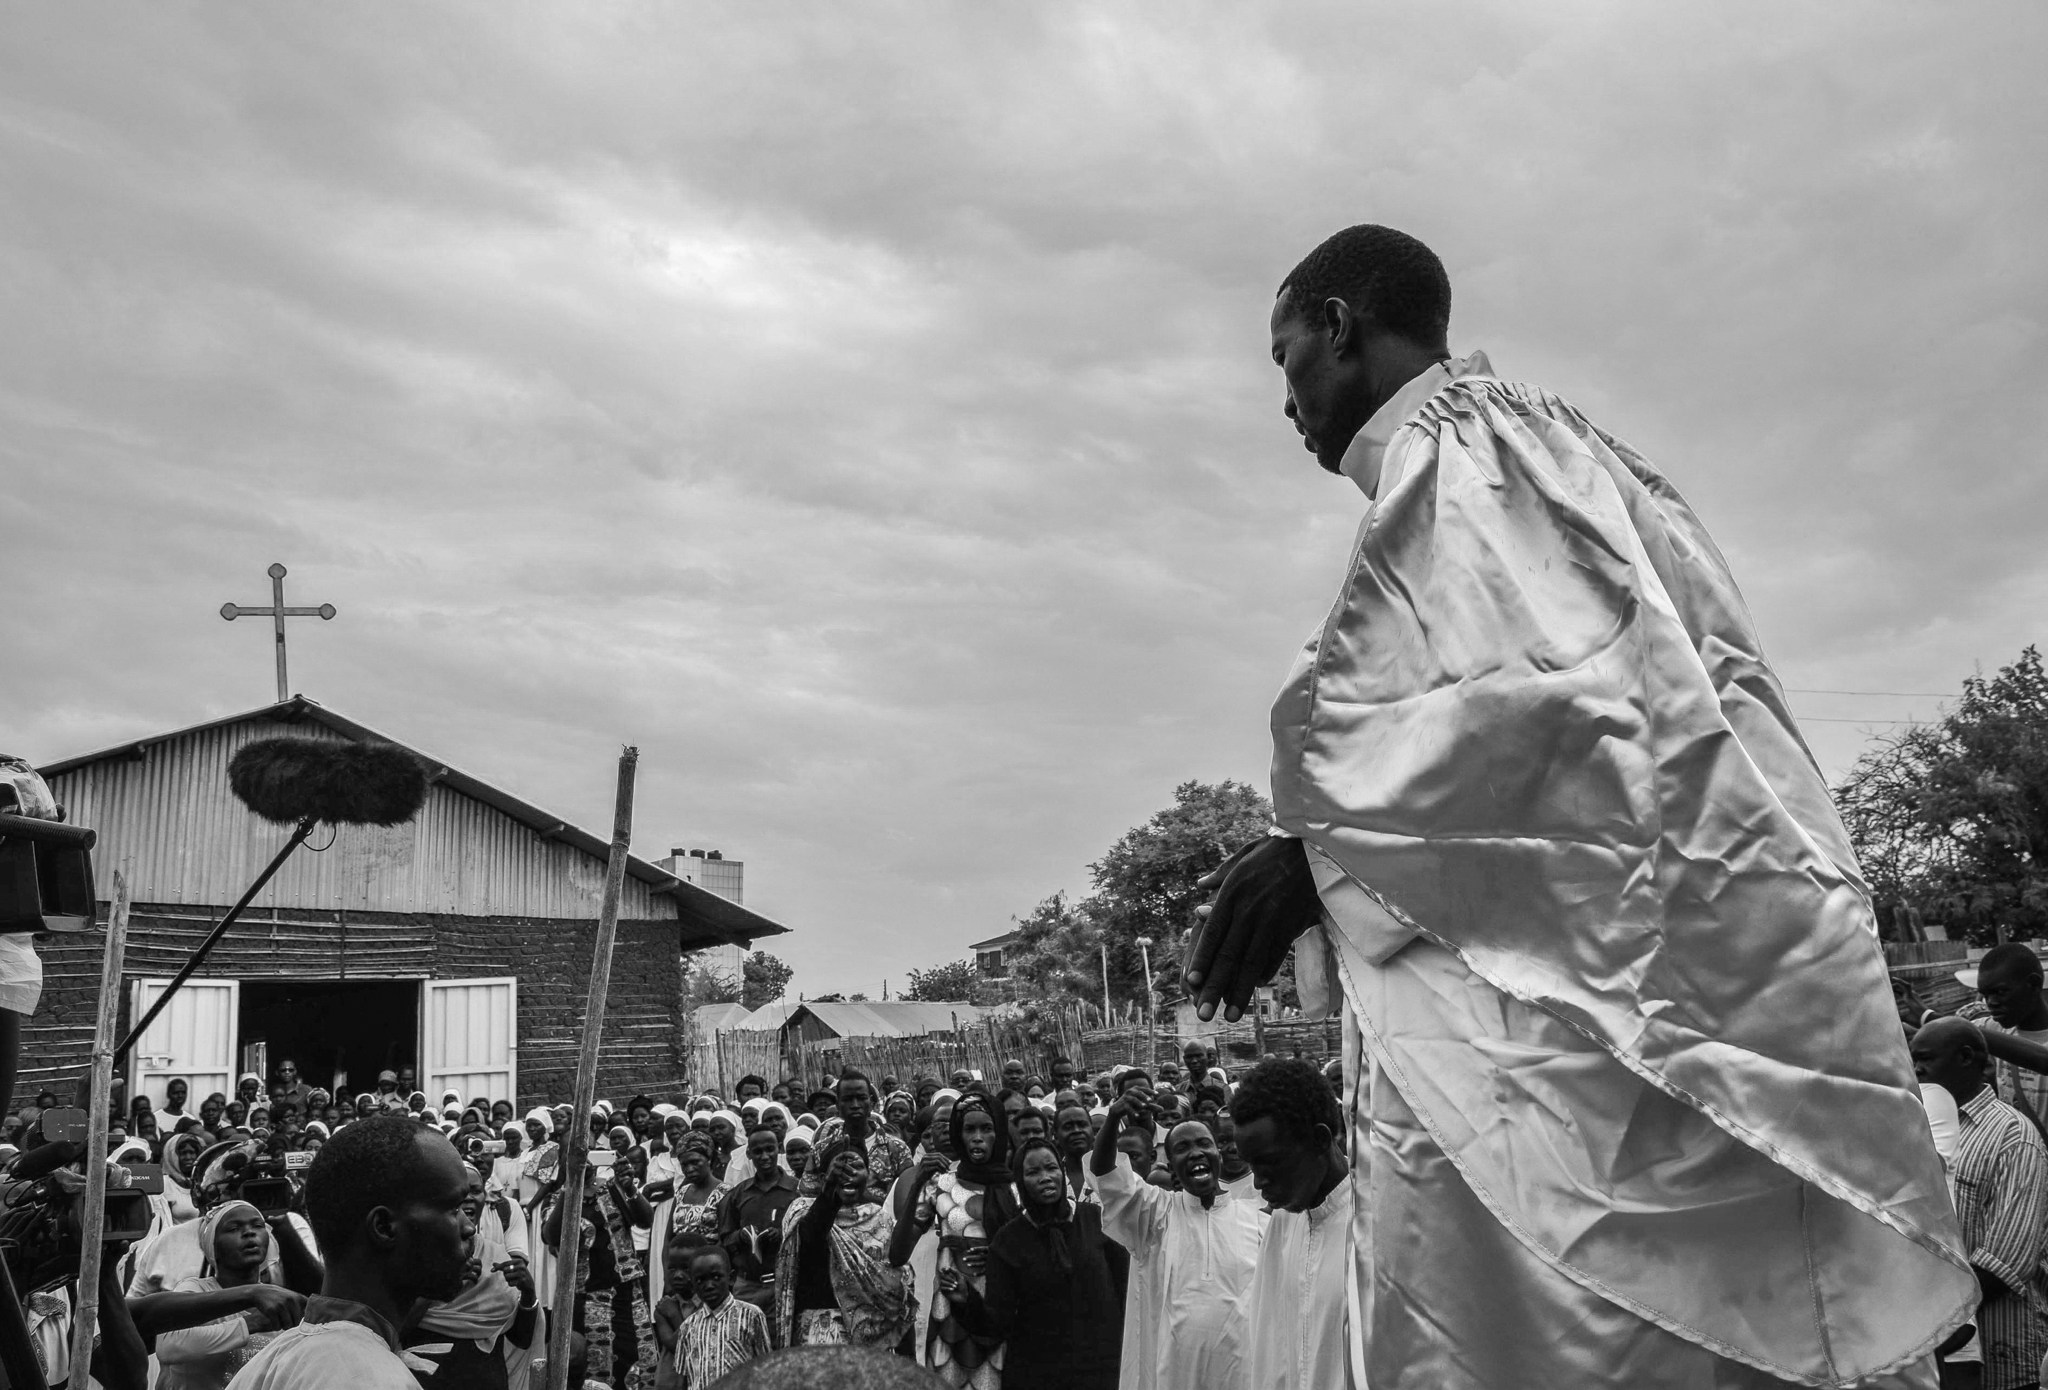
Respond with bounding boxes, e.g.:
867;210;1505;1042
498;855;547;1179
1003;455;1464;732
888;1093;1021;1390
773;1145;913;1350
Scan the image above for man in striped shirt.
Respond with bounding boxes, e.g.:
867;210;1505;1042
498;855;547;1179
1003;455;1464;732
1965;945;2048;1131
1914;1017;2048;1390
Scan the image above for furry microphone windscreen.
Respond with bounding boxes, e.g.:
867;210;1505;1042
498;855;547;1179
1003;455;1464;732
228;737;430;826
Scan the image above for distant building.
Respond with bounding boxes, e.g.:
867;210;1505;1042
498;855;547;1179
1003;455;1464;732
970;930;1021;978
660;848;748;984
28;697;790;1110
779;999;987;1051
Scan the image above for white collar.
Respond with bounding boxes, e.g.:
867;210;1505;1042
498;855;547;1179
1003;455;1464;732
1337;349;1493;499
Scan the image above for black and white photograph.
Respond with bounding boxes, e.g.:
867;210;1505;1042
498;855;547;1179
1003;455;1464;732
2;6;2044;1388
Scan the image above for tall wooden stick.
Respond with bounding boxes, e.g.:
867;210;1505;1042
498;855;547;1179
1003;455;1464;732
69;868;131;1389
545;749;637;1390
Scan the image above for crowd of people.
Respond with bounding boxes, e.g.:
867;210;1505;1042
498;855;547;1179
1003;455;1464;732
5;1040;1353;1390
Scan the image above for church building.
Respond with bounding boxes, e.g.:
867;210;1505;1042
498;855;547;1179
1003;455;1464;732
25;696;788;1112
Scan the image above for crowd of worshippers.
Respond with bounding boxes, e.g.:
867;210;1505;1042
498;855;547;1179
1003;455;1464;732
19;1041;1355;1390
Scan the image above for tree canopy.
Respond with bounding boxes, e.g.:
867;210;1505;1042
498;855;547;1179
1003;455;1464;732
903;958;987;1003
1837;645;2048;943
907;779;1277;1018
741;950;795;1010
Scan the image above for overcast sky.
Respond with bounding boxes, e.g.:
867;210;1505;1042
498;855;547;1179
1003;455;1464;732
5;4;2043;1000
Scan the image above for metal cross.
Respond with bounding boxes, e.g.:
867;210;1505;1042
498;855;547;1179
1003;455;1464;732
220;563;336;704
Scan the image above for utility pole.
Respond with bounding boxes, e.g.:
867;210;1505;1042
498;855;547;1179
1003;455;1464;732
1100;942;1112;1026
1134;936;1155;1071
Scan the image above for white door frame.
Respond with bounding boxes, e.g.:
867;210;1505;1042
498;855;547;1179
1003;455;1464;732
421;976;519;1107
129;977;241;1111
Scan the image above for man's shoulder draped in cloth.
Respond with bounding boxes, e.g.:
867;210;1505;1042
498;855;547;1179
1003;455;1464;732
1274;353;1973;1389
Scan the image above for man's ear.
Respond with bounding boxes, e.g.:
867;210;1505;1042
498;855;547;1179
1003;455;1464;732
365;1203;401;1250
1322;296;1363;356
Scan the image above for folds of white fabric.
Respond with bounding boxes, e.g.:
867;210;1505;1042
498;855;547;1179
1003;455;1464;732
1271;370;1974;1386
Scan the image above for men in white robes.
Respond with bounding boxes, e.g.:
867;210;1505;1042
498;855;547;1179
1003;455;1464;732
1230;1059;1351;1390
1186;223;1974;1388
1091;1096;1264;1390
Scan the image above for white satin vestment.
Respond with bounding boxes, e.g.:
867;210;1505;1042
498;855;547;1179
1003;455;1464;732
1276;355;1973;1389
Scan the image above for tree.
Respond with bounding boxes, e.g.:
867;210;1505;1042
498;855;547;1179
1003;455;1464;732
1837;646;2048;943
742;951;795;1010
682;959;741;1014
903;959;983;1003
1085;779;1274;1004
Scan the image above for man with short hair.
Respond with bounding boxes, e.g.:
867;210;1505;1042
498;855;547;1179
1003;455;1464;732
230;1115;474;1390
1966;944;2048;1127
735;1075;768;1105
1049;1056;1077;1093
274;1059;313;1116
1915;1018;2048;1390
1186;221;1972;1385
999;1059;1027;1092
718;1127;799;1311
1231;1059;1352;1390
1092;1094;1264;1390
829;1069;910;1203
1180;1040;1212;1091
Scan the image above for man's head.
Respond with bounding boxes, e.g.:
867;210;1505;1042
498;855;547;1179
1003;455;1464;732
949;1069;974;1090
1050;1057;1076;1090
687;1245;734;1309
1911;1017;1991;1106
166;1079;188;1108
737;1075;768;1104
1163;1119;1222;1200
397;1067;417;1090
302;1115;474;1304
1271;223;1452;474
277;1060;299;1087
1977;943;2048;1029
746;1127;781;1177
996;1089;1031;1145
377;1070;399;1094
836;1070;873;1130
1056;1104;1093;1160
1228;1058;1346;1212
1000;1059;1027;1090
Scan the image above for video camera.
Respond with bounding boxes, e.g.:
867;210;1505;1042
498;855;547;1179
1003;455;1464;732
0;757;96;934
0;1108;162;1291
188;1139;300;1219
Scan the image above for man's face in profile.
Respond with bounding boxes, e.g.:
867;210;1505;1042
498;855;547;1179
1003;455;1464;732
391;1133;476;1302
1270;292;1365;475
1979;959;2043;1029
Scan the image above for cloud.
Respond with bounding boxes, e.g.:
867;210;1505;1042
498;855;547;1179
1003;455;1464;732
2;1;2043;999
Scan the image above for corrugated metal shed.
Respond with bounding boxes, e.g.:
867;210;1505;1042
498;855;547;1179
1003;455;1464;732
782;1000;985;1041
37;697;787;944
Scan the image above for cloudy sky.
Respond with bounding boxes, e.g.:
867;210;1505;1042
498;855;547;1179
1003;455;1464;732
4;4;2043;1000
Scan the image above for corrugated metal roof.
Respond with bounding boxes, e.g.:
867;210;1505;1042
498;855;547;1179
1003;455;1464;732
968;930;1020;951
693;1003;752;1035
783;1000;986;1038
736;1001;799;1031
38;697;788;946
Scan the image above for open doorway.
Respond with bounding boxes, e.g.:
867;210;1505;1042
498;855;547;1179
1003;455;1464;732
239;978;419;1099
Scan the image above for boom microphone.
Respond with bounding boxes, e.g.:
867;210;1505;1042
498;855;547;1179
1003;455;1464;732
229;738;428;826
118;737;429;1057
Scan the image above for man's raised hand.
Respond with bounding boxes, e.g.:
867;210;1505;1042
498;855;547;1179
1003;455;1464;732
1183;834;1321;1022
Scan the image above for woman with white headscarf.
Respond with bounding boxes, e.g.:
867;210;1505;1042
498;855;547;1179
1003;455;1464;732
155;1200;288;1390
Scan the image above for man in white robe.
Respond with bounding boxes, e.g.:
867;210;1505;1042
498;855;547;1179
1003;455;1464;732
1092;1096;1265;1390
1186;223;1974;1389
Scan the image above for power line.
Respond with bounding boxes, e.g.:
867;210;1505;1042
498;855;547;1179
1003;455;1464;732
1784;687;1950;699
1797;715;1926;725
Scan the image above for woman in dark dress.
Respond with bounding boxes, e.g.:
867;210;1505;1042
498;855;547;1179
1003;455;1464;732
937;1136;1127;1390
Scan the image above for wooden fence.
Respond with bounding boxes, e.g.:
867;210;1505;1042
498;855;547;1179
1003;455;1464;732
688;997;1344;1095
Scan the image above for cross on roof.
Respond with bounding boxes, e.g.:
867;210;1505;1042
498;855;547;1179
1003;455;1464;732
220;563;336;704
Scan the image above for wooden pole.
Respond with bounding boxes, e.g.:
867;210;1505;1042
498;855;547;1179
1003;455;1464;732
544;749;636;1390
68;869;131;1390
